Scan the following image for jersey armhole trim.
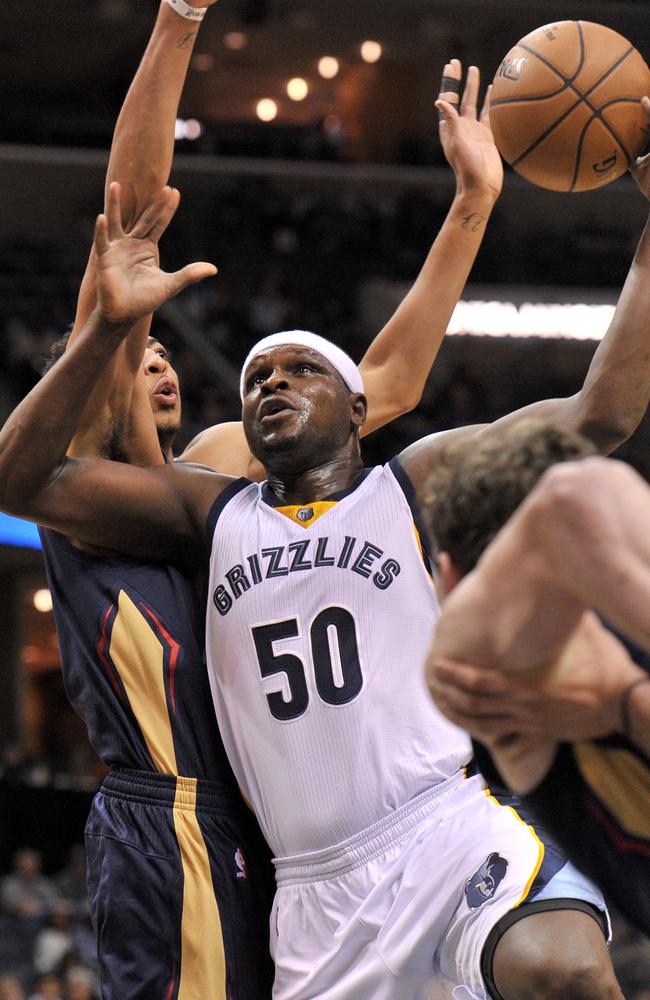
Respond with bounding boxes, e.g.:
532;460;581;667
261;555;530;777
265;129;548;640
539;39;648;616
388;456;436;572
205;477;252;545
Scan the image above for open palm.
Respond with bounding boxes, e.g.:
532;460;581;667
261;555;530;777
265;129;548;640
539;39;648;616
437;60;504;201
95;182;216;326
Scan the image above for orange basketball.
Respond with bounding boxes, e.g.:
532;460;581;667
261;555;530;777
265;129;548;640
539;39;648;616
489;21;650;192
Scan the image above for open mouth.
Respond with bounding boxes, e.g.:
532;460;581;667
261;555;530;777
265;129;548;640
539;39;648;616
260;399;294;422
153;381;178;406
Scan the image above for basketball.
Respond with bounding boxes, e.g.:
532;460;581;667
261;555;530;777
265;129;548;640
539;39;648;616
489;21;650;192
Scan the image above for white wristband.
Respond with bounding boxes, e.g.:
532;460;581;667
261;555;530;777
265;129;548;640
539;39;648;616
164;0;208;21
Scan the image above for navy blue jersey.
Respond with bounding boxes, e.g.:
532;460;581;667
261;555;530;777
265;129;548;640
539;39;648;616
39;527;235;786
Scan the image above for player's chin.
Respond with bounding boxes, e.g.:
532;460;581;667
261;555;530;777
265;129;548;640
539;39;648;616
252;425;302;459
155;410;182;433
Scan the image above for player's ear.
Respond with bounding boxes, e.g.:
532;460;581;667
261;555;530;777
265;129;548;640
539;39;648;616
350;393;367;429
438;552;462;596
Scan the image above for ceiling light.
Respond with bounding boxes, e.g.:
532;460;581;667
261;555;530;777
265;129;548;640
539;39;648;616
192;53;215;72
33;589;53;613
318;56;340;80
360;41;383;64
257;99;278;122
287;78;309;101
447;300;615;340
224;31;247;51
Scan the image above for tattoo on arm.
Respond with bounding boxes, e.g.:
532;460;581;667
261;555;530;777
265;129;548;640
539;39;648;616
177;32;196;50
461;213;485;232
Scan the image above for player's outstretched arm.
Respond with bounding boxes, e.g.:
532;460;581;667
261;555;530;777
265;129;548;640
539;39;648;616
68;0;219;464
359;61;502;434
0;187;220;560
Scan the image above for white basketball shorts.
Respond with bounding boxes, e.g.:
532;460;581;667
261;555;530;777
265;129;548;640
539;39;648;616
270;771;607;999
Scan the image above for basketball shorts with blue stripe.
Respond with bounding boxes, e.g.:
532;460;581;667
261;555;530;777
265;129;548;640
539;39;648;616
85;768;275;1000
271;770;608;1000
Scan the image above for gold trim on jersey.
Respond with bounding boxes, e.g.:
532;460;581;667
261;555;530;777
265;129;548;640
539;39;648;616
109;590;178;775
109;592;227;999
275;500;338;526
575;742;650;842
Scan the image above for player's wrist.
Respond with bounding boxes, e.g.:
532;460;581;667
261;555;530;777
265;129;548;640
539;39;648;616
452;186;499;212
93;303;137;337
163;0;209;22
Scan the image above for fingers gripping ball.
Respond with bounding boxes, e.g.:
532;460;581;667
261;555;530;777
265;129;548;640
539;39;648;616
490;21;650;191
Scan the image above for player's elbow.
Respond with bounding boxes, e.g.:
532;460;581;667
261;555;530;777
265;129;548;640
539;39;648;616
575;386;641;454
388;380;423;418
0;443;59;519
529;458;615;553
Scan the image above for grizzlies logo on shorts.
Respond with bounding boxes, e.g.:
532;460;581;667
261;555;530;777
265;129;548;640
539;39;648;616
465;852;509;909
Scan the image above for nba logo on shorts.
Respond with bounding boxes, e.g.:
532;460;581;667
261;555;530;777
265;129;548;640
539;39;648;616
464;852;508;908
297;508;314;522
235;847;247;879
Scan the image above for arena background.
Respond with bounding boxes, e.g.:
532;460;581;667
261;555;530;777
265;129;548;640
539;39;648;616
1;0;649;995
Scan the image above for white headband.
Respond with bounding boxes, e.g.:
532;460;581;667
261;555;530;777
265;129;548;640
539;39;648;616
240;330;364;400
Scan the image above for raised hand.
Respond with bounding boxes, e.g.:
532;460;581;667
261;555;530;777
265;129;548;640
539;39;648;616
95;182;217;326
630;95;650;199
436;59;503;202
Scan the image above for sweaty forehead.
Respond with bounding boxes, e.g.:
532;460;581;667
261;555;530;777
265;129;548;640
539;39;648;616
246;344;336;377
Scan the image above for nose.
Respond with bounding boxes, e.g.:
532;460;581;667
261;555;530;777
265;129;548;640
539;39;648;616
144;353;168;375
260;370;289;394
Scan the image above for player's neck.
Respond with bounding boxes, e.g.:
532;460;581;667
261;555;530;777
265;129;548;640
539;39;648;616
266;451;364;505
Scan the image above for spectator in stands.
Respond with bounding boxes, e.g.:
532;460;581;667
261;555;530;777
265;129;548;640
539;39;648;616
0;851;59;923
0;976;25;1000
27;975;63;1000
63;967;96;1000
53;849;87;919
33;903;73;976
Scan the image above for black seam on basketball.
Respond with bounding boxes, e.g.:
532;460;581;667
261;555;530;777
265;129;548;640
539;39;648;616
490;84;567;108
570;116;593;191
591;98;640;163
517;22;585;89
510;43;636;169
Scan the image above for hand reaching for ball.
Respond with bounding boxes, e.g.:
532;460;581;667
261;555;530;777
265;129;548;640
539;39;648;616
630;96;650;200
436;59;504;203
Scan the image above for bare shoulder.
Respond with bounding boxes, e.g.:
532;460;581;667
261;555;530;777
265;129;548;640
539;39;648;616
397;424;487;491
178;421;253;477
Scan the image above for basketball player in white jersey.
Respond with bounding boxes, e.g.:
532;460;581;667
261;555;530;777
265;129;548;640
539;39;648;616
11;169;650;995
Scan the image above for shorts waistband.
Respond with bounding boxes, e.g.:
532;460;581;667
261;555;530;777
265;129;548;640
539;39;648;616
275;770;472;885
101;767;242;814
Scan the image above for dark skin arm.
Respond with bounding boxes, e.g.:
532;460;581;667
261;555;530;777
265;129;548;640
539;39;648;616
0;187;224;563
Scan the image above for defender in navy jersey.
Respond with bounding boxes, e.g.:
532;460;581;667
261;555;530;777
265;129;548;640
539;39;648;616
426;421;650;936
38;526;275;1000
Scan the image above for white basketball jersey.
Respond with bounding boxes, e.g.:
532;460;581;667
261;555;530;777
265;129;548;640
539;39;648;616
205;461;472;858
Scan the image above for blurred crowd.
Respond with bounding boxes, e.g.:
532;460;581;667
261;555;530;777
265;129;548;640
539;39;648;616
0;847;98;1000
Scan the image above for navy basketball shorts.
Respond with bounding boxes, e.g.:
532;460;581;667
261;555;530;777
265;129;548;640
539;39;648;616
85;768;275;1000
